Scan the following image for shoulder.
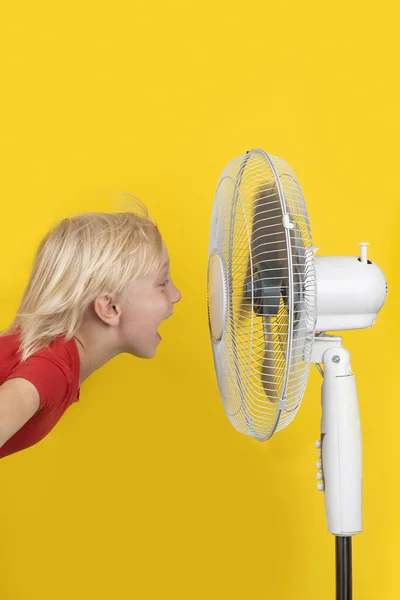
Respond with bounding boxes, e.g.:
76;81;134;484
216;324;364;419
6;335;80;410
40;335;79;373
34;335;81;401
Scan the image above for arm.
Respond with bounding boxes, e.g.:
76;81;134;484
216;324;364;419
0;378;40;449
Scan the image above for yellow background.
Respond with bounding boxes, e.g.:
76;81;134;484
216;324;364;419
0;2;399;599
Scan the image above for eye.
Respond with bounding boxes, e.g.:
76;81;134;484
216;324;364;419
160;279;170;288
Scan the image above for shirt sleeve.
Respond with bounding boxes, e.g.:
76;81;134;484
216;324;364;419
6;354;69;411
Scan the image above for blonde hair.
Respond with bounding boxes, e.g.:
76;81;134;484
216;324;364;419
2;204;163;361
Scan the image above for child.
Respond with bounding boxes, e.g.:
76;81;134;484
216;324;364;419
0;206;181;459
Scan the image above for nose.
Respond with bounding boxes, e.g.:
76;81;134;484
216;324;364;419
171;282;182;304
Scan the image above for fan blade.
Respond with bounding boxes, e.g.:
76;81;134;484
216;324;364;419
241;184;287;317
261;316;279;403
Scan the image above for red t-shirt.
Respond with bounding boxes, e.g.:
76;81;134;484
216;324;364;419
0;333;81;459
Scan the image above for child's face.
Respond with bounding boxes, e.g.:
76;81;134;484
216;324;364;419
119;246;181;358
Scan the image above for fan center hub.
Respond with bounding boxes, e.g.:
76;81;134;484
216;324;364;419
208;251;228;342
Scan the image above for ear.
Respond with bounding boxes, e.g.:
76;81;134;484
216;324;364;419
93;293;121;326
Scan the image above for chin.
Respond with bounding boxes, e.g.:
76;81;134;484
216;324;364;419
129;347;157;360
126;335;160;359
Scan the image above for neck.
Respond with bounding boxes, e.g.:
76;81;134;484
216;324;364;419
73;324;120;385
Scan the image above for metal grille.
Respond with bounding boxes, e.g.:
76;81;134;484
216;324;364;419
208;150;316;440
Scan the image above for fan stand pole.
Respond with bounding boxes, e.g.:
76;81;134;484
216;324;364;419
336;536;352;600
313;336;362;600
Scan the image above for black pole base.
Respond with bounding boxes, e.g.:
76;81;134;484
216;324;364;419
336;536;352;600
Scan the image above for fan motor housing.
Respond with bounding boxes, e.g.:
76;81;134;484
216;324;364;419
315;255;387;331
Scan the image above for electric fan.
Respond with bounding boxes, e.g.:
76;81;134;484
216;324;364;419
207;149;387;600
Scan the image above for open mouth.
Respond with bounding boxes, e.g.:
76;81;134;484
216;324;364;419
156;314;173;342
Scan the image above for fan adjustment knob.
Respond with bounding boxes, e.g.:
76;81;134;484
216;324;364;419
359;242;369;263
317;482;325;492
316;461;322;470
317;472;324;481
316;440;322;449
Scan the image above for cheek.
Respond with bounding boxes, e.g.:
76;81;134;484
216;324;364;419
128;296;166;327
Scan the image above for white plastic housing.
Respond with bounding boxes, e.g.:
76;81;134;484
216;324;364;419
320;345;362;536
315;255;387;331
208;252;227;341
